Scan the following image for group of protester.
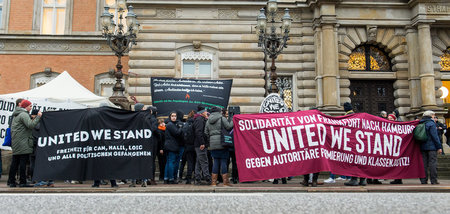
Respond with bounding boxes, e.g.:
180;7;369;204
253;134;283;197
3;98;446;188
152;105;236;186
320;102;444;187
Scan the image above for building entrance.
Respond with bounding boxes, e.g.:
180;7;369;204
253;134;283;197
349;80;395;116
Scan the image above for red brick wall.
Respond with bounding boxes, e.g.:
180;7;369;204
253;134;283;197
0;55;129;94
72;0;97;32
8;0;34;33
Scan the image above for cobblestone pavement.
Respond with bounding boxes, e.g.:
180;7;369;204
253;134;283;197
0;192;449;214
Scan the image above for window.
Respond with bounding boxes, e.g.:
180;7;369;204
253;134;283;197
348;45;391;71
276;77;293;111
30;69;59;88
41;0;66;34
0;0;10;31
441;47;450;71
181;51;213;79
105;0;128;33
0;0;3;28
95;72;127;97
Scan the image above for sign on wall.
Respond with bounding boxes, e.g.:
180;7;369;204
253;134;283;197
151;77;233;115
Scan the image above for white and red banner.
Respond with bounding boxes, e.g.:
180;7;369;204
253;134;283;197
233;110;425;182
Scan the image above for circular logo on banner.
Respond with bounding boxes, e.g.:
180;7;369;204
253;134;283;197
259;93;289;113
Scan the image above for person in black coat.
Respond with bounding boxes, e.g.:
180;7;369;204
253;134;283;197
163;111;183;184
155;118;167;181
193;106;211;185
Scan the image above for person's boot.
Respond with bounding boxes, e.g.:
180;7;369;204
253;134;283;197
149;179;157;185
222;173;232;187
211;174;218;187
372;179;382;184
272;179;279;184
390;179;403;184
366;179;373;184
312;179;318;187
281;178;287;184
300;179;309;187
129;180;136;187
359;178;367;186
344;177;359;186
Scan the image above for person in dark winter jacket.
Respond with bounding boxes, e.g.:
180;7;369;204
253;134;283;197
173;110;185;183
419;110;443;185
193;106;211;185
8;99;41;188
205;106;233;187
179;110;196;184
145;105;159;186
164;111;183;184
155;118;167;181
343;102;367;186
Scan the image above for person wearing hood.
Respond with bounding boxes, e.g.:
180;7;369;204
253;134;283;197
164;111;183;184
419;110;442;185
204;106;233;186
8;99;42;188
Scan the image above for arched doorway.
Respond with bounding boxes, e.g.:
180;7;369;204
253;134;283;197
350;80;395;115
348;45;394;115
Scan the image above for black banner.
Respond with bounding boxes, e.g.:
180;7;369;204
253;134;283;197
151;77;233;115
33;107;154;181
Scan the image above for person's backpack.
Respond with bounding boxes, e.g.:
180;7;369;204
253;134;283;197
2;128;12;147
182;120;195;145
413;122;428;143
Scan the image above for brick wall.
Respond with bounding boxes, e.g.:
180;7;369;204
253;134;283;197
72;0;97;32
8;0;34;33
0;55;129;94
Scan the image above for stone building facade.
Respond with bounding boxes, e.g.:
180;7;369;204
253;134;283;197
0;0;449;121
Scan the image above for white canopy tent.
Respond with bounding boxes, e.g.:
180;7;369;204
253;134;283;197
0;71;116;149
0;71;116;108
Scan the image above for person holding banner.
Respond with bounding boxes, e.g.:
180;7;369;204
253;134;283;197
419;111;443;185
8;99;41;188
343;102;367;186
205;106;234;187
164;111;183;184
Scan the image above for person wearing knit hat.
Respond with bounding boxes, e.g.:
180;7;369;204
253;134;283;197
343;102;353;114
19;99;32;108
387;114;397;121
210;106;222;113
134;103;145;111
8;99;41;188
204;105;233;186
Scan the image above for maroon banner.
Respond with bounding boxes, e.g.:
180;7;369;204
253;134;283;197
233;110;425;182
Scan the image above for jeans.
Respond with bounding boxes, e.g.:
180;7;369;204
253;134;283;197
174;147;184;180
164;151;178;181
8;154;30;185
184;150;196;179
212;157;228;174
195;147;211;181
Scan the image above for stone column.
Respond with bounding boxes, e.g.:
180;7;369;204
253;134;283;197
417;23;437;109
406;27;421;111
322;24;339;108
